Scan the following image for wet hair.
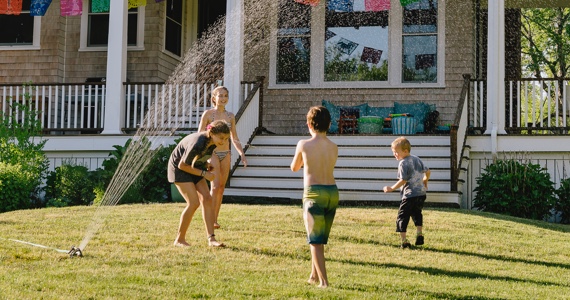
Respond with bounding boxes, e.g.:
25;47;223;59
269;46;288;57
307;106;331;133
392;136;411;152
207;119;230;135
211;86;229;106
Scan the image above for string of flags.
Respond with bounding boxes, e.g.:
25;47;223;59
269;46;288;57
0;0;162;16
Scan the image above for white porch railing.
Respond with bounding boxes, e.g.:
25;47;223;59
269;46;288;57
470;78;570;134
0;83;106;134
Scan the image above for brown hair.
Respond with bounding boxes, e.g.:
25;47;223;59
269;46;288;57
391;136;411;152
307;106;331;133
207;120;230;135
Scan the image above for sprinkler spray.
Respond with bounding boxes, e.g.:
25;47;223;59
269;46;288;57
68;246;83;258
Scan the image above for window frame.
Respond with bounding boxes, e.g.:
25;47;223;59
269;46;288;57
79;1;145;52
0;8;41;51
268;0;445;89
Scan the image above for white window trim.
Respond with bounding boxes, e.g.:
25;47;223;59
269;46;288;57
161;0;194;59
0;16;41;51
268;1;445;89
79;3;145;52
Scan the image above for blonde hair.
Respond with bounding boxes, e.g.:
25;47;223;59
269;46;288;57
211;86;229;106
391;136;411;152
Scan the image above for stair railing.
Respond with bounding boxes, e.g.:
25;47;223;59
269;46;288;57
227;76;265;183
450;74;471;191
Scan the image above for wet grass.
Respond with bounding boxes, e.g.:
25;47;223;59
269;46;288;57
1;203;570;299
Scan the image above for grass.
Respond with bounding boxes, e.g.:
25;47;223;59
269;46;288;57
1;203;570;299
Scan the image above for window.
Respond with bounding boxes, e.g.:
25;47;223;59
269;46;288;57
270;0;444;88
0;0;41;49
165;0;183;56
80;1;145;50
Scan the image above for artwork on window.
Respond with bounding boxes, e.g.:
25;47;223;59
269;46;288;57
60;0;82;16
30;0;52;16
361;47;383;64
0;0;23;15
336;37;358;55
325;30;336;41
415;53;435;70
365;0;389;11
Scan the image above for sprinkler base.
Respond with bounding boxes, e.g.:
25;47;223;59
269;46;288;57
68;246;83;258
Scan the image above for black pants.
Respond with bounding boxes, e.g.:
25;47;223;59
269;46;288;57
396;195;426;232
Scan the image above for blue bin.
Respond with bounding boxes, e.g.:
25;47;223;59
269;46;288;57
392;117;417;135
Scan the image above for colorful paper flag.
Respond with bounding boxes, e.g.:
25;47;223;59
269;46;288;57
400;0;420;7
336;38;358;55
91;0;110;13
60;0;82;16
327;0;353;12
0;0;23;15
294;0;320;6
361;47;383;64
365;0;390;11
128;0;147;9
30;0;52;16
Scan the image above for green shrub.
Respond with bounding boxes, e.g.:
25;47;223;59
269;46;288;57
555;177;570;224
0;162;36;213
45;161;96;207
473;159;556;220
93;136;181;205
0;94;49;211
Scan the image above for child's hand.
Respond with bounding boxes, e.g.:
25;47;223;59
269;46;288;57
423;179;429;189
383;186;392;193
204;171;215;182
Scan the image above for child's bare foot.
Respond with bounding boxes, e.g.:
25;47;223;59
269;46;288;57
317;283;329;288
173;240;190;247
207;234;225;247
213;222;221;229
307;277;318;285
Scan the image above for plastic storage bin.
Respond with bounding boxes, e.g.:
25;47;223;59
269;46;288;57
358;116;383;134
391;117;417;135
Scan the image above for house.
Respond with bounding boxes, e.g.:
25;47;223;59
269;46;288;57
1;0;569;208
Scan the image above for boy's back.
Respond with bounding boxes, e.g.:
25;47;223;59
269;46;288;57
297;136;338;186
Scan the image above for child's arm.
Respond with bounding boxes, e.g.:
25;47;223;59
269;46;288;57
229;114;248;167
423;169;431;188
383;179;406;193
290;141;304;172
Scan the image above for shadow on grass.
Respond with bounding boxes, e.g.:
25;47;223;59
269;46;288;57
335;234;570;270
227;242;568;288
335;283;505;300
435;208;570;233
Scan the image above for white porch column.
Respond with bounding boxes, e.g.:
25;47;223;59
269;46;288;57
485;0;507;138
102;0;128;134
224;0;244;114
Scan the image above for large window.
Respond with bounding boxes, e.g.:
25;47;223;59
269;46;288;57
0;0;40;49
165;0;183;56
80;1;145;50
270;0;443;88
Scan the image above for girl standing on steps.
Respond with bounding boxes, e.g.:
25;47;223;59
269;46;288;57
198;86;248;229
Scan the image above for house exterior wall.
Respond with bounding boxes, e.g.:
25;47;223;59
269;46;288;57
243;0;476;134
0;1;181;84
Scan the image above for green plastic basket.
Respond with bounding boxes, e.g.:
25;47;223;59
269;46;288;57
358;116;383;134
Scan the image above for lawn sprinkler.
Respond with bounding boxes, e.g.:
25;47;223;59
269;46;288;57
68;246;83;258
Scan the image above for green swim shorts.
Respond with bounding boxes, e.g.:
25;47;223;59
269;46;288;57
303;185;339;244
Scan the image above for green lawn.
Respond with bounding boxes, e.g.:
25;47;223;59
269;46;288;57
1;203;569;299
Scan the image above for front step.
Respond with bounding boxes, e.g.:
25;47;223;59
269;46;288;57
225;134;461;207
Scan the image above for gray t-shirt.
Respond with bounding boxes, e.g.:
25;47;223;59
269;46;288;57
397;155;429;199
167;132;216;183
